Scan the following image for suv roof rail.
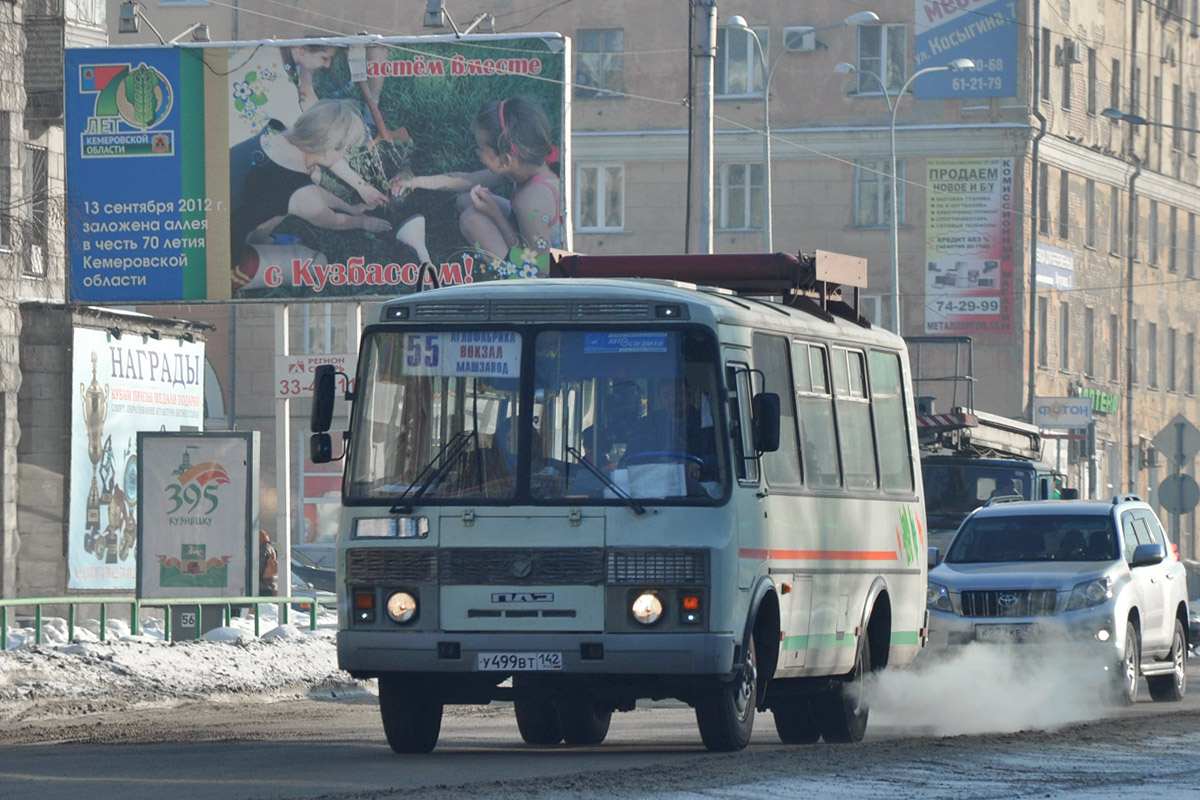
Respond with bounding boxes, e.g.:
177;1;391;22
983;494;1024;507
1112;493;1143;505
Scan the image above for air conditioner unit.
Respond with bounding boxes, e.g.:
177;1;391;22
783;26;816;53
1062;39;1082;64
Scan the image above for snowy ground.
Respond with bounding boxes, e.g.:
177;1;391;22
0;606;367;722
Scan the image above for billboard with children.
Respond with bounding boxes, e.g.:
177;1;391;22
64;34;568;303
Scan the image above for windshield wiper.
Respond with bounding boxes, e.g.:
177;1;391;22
565;446;645;515
391;430;478;514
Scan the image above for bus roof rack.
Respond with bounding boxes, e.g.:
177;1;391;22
549;250;871;328
1112;494;1144;505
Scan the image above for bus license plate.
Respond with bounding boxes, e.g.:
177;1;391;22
477;652;563;671
975;623;1034;643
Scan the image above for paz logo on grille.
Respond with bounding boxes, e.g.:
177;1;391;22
491;592;554;603
510;556;533;578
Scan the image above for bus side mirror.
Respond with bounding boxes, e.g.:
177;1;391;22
310;432;334;464
311;364;337;433
752;392;781;453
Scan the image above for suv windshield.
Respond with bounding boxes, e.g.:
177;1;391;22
945;514;1118;564
345;327;726;505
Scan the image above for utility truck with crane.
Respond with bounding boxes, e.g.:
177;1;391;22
906;337;1058;559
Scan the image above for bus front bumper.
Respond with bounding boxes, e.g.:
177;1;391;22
338;630;737;677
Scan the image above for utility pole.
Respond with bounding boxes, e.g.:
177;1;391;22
692;0;716;254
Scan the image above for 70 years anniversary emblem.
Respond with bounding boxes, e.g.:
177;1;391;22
78;62;175;158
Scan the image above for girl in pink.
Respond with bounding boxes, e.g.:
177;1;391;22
392;96;562;261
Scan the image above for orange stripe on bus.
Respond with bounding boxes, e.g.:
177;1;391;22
739;548;899;561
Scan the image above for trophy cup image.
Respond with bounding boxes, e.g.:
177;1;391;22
79;352;109;554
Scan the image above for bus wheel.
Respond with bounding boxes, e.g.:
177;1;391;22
695;636;756;751
557;695;612;745
772;695;821;744
514;681;563;745
813;631;871;743
378;675;443;754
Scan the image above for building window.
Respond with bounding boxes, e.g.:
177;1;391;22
1110;59;1121;112
575;29;624;98
1169;206;1178;272
1085;179;1096;248
717;163;764;230
1130;319;1139;386
1038;163;1050;234
1061;38;1073;109
1109;185;1122;255
1153;76;1162;142
1085;307;1095;376
1168;327;1177;391
1148;322;1158;388
1149;201;1159;266
1190;91;1198;156
1041;29;1051;101
1057;169;1069;240
716;26;767;96
1188;332;1195;394
853;159;901;228
1109;314;1120;381
1189;213;1196;277
1087;48;1097;114
857;25;907;93
0;112;9;249
1172;83;1183;152
1038;296;1049;366
1059;301;1070;371
23;143;48;277
575;164;624;232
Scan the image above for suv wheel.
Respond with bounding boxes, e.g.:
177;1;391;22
1115;621;1140;705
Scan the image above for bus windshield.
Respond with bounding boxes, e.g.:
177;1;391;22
345;327;727;505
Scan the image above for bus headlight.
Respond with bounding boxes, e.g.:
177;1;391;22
386;591;418;624
631;592;663;625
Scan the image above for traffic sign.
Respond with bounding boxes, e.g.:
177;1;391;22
1151;414;1200;467
1157;474;1200;516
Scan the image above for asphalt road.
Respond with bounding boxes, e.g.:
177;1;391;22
3;668;1200;800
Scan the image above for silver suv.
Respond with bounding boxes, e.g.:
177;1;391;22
926;495;1189;703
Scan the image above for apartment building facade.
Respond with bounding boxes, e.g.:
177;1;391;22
100;0;1200;554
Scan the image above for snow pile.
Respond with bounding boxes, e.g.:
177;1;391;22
0;605;367;721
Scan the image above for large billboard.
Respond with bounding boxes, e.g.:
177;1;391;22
913;0;1018;99
65;35;568;303
922;157;1015;335
69;327;206;590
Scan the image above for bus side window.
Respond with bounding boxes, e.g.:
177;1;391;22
752;333;802;488
868;350;914;492
795;344;841;489
832;347;878;490
726;364;758;483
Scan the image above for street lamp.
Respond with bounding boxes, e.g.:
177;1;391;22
726;11;879;252
836;58;975;334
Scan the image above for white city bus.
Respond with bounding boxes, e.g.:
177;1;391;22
310;251;928;753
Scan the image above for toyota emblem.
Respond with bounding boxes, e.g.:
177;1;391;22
997;592;1019;608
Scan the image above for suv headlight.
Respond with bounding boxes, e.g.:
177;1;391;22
1065;576;1113;610
927;582;952;612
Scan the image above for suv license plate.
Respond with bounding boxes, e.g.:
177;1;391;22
975;623;1034;643
477;652;563;671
